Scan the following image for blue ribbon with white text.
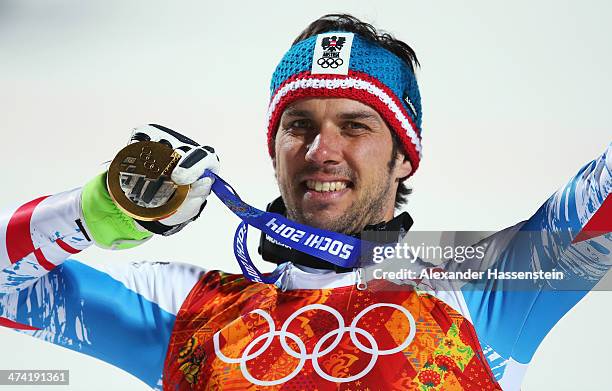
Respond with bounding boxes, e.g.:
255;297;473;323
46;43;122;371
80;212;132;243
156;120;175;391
200;170;369;284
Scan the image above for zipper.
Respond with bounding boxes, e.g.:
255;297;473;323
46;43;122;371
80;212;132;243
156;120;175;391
355;267;368;291
279;262;293;292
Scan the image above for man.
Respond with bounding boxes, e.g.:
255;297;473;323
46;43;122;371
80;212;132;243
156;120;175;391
1;14;610;391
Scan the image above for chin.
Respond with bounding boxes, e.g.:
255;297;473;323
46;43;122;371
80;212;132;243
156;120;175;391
302;213;353;233
302;216;336;230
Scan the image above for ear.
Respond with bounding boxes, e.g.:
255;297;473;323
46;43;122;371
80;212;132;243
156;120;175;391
271;131;278;171
272;154;279;182
394;154;413;180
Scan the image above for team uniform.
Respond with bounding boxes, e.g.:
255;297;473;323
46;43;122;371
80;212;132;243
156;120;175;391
1;142;610;390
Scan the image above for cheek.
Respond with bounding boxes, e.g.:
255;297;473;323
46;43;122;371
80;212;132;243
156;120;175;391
277;133;304;152
274;137;302;182
351;141;392;175
276;136;304;165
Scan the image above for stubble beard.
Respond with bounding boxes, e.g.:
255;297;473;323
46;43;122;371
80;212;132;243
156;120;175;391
284;168;395;235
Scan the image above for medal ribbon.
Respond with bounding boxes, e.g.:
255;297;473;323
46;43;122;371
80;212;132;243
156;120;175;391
200;170;371;284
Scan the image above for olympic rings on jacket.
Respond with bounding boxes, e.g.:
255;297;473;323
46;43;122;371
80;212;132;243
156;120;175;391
213;303;416;386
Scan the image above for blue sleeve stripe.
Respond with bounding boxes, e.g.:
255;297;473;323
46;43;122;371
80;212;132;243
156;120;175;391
9;260;175;388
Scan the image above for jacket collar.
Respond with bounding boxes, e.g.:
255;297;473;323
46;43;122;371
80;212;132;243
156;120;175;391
258;197;413;272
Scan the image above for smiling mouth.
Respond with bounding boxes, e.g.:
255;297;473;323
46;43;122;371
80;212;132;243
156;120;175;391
304;180;352;193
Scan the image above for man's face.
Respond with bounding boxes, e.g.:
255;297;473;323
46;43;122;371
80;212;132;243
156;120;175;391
273;98;412;234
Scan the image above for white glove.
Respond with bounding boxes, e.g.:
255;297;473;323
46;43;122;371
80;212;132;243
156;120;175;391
126;124;220;235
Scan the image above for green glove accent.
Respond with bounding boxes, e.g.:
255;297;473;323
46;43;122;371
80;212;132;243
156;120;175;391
81;172;153;250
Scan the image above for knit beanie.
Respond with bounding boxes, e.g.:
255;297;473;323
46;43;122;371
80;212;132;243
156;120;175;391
267;32;422;174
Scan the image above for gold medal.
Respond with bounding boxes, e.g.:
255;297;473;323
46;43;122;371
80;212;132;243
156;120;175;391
107;141;189;221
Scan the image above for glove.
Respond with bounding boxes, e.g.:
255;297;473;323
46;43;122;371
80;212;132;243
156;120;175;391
80;124;220;249
128;124;220;235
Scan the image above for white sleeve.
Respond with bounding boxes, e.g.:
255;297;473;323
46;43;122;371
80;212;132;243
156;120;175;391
0;188;92;293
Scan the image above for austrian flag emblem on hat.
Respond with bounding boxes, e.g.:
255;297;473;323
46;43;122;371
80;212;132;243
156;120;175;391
311;33;354;75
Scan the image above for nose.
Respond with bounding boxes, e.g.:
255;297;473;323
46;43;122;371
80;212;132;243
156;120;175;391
304;124;342;165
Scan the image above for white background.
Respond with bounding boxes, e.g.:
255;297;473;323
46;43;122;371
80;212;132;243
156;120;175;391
1;0;610;389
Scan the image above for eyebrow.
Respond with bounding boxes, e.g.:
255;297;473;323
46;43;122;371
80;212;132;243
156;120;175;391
282;108;381;123
282;107;312;118
336;111;381;122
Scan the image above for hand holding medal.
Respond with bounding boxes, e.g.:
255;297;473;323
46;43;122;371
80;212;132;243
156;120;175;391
107;124;220;235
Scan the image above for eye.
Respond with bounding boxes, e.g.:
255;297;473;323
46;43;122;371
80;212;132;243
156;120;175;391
343;121;370;134
289;119;312;129
348;122;366;129
281;119;314;136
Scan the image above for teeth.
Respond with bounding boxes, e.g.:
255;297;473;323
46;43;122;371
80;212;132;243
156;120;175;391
306;180;348;192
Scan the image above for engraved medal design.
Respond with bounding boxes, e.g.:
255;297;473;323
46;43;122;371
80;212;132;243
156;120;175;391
107;141;189;220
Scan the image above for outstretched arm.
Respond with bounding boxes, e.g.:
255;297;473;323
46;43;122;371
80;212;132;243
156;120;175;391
0;187;206;389
1;124;220;389
460;143;611;387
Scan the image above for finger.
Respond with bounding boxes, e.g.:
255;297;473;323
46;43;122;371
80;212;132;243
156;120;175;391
129;130;151;144
171;146;220;185
129;124;199;149
160;196;207;226
189;177;213;198
148;124;199;147
202;146;221;173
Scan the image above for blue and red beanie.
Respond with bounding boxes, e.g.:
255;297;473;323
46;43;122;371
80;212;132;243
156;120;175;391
267;32;423;174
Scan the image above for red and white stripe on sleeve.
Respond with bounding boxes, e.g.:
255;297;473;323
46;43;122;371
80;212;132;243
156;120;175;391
0;188;92;272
